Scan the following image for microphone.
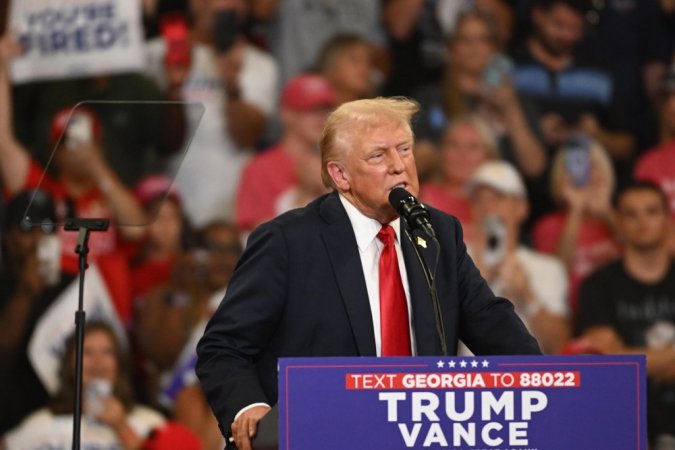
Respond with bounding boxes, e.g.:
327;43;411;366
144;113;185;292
388;187;436;239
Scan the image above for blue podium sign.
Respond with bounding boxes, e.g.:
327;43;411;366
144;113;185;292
279;355;646;450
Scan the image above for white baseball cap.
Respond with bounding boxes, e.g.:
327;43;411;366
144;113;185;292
468;161;527;198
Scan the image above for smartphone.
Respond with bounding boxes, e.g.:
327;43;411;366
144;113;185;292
65;114;93;150
564;135;591;187
85;379;112;419
482;54;513;88
160;13;191;67
482;216;507;269
37;234;61;286
214;10;239;53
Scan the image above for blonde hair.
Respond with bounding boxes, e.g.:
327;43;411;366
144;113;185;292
549;138;616;205
442;114;501;159
320;97;420;188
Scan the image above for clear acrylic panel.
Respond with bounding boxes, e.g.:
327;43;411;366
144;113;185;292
22;100;204;228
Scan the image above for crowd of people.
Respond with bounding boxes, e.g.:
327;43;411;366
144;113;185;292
0;0;674;448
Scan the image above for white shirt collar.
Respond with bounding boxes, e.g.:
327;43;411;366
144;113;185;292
339;194;401;252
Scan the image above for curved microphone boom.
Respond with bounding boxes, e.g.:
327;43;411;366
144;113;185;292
388;187;436;239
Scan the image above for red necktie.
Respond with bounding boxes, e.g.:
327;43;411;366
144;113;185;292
377;225;412;356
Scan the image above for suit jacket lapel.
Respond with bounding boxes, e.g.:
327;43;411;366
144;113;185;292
320;193;377;357
401;220;442;356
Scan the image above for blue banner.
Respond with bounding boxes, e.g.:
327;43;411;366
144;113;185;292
279;355;646;449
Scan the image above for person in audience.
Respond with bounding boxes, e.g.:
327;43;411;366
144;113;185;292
2;321;200;450
580;0;670;152
419;116;500;232
413;8;546;182
130;175;187;303
382;0;516;97
135;223;242;450
145;0;279;227
316;34;375;105
0;34;146;324
171;222;242;450
634;66;675;215
511;0;634;161
0;191;75;435
254;0;389;84
236;74;335;234
532;138;620;311
576;182;675;447
466;161;570;354
135;222;242;404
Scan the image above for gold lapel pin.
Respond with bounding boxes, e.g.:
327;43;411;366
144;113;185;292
417;236;427;248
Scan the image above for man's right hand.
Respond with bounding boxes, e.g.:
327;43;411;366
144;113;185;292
230;404;271;450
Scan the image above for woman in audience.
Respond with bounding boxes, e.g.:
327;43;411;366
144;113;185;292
130;175;187;303
2;321;198;449
419;116;500;233
316;34;376;105
413;9;545;181
532;138;621;312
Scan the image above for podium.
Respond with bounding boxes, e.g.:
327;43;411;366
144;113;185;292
268;355;647;450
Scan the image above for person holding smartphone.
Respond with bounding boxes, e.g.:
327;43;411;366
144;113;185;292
1;322;199;450
412;9;546;182
144;0;279;228
466;161;570;354
532;137;621;312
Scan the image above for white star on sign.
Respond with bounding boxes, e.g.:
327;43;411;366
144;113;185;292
460;360;467;368
448;360;456;368
482;360;489;367
471;360;478;368
437;360;444;368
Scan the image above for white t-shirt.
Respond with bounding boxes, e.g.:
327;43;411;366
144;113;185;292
3;406;165;450
145;39;279;226
460;245;569;356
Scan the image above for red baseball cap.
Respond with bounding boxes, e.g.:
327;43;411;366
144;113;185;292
49;106;103;147
281;73;336;111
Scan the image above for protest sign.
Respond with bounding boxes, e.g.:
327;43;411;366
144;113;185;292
8;0;145;83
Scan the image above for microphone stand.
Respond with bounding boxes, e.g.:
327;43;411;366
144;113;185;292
403;228;448;356
64;218;110;450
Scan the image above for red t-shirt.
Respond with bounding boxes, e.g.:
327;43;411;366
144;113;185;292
130;257;175;302
532;211;620;312
235;144;296;231
634;139;675;216
14;160;132;323
419;182;472;228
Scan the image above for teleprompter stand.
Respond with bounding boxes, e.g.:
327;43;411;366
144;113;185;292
63;218;110;450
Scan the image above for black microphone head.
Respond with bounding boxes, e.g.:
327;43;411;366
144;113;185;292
388;187;414;213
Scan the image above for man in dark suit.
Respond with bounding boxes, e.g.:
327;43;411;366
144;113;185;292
196;97;541;450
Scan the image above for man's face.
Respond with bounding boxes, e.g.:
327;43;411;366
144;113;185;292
471;185;527;234
284;107;333;148
329;117;419;223
617;190;670;251
332;43;373;97
532;4;585;57
441;124;492;186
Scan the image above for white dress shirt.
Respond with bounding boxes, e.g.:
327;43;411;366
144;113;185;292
338;194;417;356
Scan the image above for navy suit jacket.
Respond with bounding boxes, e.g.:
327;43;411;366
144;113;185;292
196;191;541;430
